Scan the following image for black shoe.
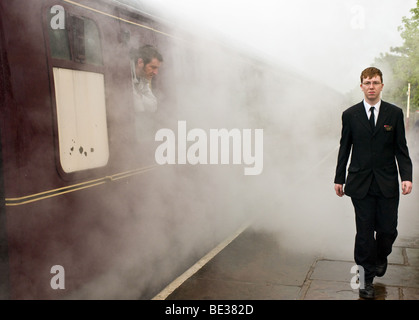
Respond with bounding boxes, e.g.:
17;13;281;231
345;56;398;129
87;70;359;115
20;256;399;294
376;259;388;277
359;283;375;299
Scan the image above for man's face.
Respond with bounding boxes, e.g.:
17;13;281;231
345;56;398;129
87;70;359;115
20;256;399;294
360;75;384;102
138;57;161;80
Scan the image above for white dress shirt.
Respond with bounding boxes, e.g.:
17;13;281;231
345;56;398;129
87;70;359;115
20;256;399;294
363;99;381;126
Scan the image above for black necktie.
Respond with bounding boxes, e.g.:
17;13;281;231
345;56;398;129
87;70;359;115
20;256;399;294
369;106;375;129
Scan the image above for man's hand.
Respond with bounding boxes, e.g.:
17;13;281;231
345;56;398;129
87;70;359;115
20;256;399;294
334;184;344;197
402;181;412;195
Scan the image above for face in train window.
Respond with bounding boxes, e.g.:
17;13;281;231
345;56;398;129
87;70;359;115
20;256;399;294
48;7;103;65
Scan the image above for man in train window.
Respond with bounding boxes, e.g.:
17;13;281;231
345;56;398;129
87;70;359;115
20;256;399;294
130;45;163;113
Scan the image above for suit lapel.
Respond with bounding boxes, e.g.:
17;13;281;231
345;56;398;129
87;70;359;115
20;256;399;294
353;102;372;133
374;101;389;136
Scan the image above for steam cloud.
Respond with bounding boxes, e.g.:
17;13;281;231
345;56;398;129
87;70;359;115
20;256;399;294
66;0;418;299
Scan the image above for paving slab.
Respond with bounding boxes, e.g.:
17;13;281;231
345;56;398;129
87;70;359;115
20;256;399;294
310;260;355;282
374;265;419;288
394;237;419;248
402;287;419;300
388;247;405;265
302;248;419;300
406;248;419;266
302;280;400;300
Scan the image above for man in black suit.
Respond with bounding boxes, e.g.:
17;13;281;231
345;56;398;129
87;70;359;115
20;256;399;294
334;67;413;299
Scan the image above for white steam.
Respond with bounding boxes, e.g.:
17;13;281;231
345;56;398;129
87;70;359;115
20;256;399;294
67;0;418;299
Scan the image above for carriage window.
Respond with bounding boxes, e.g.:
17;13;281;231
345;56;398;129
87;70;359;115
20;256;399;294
48;9;71;60
53;68;109;173
48;8;103;65
47;7;107;173
83;18;102;65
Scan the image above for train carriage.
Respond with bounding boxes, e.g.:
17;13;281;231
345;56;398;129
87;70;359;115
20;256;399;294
0;0;265;299
1;0;345;300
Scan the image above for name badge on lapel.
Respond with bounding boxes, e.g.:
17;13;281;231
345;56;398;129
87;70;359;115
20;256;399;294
384;125;393;131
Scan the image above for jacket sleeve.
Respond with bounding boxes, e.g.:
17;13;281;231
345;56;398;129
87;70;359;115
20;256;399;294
334;111;352;184
395;109;413;182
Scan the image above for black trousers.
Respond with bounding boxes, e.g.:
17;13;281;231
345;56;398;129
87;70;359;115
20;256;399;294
351;177;399;283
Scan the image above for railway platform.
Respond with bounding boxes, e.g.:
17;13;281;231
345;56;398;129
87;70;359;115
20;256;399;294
153;154;419;301
154;226;419;300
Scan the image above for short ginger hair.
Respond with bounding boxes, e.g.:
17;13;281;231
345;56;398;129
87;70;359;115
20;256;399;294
360;67;383;83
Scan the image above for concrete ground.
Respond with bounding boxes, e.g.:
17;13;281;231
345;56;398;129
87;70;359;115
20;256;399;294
160;227;419;300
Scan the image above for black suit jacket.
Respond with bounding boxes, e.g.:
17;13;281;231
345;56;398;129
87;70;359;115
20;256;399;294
334;101;412;199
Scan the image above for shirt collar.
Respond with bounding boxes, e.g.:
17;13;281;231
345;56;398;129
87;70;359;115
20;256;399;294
363;99;381;115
